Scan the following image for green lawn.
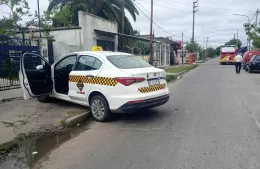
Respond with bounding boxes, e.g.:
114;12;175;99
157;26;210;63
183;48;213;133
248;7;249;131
166;75;177;82
166;64;197;73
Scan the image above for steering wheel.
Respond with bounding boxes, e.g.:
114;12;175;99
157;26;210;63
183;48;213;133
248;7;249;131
56;67;66;76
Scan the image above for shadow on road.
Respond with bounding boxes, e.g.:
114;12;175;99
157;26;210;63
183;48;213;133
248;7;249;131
48;98;87;110
112;109;168;124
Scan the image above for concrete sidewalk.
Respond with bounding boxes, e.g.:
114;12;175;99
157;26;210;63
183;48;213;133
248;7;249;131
0;98;89;148
0;88;23;102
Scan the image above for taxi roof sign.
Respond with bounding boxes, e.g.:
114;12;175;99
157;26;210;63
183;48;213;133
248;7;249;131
92;46;103;51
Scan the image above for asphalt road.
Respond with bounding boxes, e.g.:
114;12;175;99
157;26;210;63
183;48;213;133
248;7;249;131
36;59;260;169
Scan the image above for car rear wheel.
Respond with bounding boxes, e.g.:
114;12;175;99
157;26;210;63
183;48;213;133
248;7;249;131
37;95;51;103
248;67;253;73
90;95;111;122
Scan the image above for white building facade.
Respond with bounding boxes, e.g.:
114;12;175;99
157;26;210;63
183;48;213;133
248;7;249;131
17;11;118;61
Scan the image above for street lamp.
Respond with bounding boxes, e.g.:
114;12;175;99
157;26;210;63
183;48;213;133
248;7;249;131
233;14;250;50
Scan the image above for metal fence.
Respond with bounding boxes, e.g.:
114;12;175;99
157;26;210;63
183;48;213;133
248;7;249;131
0;37;39;91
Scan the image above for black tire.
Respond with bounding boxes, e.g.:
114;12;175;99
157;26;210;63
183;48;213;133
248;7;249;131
245;66;248;71
37;95;51;103
248;66;253;73
90;95;111;122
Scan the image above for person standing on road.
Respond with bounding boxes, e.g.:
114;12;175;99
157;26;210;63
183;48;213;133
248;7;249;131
234;53;243;74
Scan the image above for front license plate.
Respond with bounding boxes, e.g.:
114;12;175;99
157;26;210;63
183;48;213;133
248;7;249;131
148;78;160;86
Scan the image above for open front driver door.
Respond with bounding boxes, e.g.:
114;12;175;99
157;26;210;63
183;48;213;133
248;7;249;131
19;53;53;99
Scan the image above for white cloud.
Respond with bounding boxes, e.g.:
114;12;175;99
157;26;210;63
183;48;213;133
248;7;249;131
128;0;258;47
1;0;258;47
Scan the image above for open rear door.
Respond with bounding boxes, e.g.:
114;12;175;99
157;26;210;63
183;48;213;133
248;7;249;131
19;53;53;99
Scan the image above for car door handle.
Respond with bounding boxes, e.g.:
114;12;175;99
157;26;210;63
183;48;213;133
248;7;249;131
86;74;94;78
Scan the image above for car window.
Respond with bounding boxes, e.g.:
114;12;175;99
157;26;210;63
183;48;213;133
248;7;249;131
250;56;255;62
107;55;152;69
255;56;260;61
55;55;77;72
23;53;50;71
75;56;102;71
93;59;102;70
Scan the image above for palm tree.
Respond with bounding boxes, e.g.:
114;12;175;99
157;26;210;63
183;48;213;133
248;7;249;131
47;0;139;34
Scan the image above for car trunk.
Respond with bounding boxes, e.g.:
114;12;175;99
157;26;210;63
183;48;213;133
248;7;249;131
120;67;166;89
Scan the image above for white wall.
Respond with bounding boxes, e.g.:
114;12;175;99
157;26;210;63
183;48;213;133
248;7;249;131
15;12;118;61
53;42;84;61
177;49;188;64
49;29;82;46
78;11;118;51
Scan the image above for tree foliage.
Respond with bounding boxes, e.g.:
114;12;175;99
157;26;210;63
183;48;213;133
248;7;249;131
52;6;73;27
224;39;242;48
244;22;260;48
47;0;139;34
0;0;32;36
206;47;216;58
216;46;221;55
185;40;200;53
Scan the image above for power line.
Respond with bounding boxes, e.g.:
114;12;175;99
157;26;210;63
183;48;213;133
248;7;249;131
135;1;181;37
138;0;255;16
237;13;257;40
164;0;255;12
133;1;182;38
139;0;192;13
135;0;182;37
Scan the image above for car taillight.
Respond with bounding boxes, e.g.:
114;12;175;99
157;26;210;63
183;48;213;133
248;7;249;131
115;77;145;86
127;100;144;104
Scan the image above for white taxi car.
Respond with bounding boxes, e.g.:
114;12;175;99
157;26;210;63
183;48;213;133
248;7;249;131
19;51;169;122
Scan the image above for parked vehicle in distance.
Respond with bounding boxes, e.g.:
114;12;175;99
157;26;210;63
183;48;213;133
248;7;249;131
242;51;260;70
219;45;238;65
19;50;170;122
246;55;260;73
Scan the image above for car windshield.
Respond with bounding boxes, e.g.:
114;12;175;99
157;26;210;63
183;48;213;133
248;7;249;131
107;55;152;69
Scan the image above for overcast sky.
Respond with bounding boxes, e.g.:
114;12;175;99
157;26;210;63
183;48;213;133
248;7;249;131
1;0;258;47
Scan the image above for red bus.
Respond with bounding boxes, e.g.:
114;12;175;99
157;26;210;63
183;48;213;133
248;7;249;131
219;45;238;65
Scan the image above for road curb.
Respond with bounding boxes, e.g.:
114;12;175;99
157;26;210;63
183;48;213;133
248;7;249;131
65;112;91;127
177;64;199;77
0;97;23;104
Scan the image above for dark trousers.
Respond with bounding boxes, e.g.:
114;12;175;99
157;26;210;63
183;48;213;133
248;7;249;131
235;62;241;73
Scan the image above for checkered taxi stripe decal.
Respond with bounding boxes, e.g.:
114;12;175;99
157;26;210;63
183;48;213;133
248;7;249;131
138;84;166;93
69;75;118;86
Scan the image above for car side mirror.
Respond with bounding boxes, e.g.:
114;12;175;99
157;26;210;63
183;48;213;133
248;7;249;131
36;65;44;70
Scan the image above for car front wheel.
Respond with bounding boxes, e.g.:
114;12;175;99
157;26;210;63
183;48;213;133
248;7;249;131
37;95;51;103
90;95;111;122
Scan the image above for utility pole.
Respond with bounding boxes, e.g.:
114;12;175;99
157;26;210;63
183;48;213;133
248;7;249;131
121;0;125;33
206;37;208;49
256;9;259;26
203;36;205;60
234;33;236;41
120;0;125;52
149;0;154;65
236;31;239;46
205;37;208;59
203;36;205;50
37;0;41;38
192;0;198;44
182;32;184;64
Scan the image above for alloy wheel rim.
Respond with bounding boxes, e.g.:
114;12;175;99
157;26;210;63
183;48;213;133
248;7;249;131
92;99;105;119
